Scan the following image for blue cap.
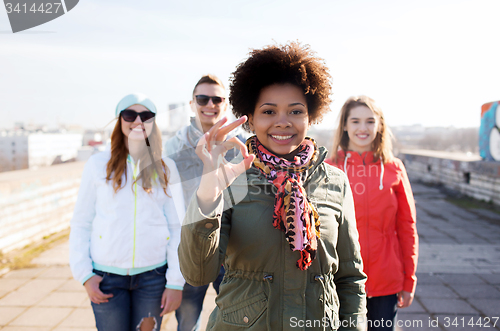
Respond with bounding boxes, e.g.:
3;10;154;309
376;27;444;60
115;93;157;117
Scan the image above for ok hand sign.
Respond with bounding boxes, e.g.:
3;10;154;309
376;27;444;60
195;116;255;213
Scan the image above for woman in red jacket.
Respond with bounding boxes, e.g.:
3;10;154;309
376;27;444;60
326;96;418;331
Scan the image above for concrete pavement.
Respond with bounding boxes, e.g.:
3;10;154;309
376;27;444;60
0;238;216;330
0;182;499;330
396;183;500;331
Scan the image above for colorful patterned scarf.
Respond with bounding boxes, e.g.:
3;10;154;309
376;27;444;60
246;136;320;270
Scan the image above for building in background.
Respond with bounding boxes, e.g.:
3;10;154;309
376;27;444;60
0;131;29;171
28;133;83;168
0;130;83;172
82;129;107;147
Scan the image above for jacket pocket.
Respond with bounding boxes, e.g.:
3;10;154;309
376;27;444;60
221;292;267;327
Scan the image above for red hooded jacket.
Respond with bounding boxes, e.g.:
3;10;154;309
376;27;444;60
327;151;418;297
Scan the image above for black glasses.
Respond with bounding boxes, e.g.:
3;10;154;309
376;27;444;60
195;95;225;106
120;110;156;122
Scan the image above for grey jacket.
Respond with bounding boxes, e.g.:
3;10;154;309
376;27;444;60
179;147;367;331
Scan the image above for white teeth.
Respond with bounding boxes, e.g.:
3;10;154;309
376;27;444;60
203;112;216;116
272;135;292;140
132;128;143;132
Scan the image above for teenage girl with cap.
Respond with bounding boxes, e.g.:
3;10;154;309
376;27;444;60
179;43;367;331
69;93;185;331
326;96;418;331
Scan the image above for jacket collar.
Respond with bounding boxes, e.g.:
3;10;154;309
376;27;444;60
337;150;379;164
173;117;204;148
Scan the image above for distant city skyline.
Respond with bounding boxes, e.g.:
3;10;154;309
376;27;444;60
1;0;499;131
2;116;481;132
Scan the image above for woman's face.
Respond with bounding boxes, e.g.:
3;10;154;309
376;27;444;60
120;104;155;141
249;84;310;159
345;105;380;153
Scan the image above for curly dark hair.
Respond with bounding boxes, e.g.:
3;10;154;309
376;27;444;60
229;42;332;131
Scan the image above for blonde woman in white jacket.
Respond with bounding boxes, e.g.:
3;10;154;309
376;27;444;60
69;93;185;331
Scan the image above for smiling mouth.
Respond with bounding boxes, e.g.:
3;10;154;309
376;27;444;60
131;127;144;132
271;135;293;140
201;111;218;117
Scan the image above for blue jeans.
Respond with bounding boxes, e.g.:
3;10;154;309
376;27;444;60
367;294;398;331
175;266;224;331
91;264;167;331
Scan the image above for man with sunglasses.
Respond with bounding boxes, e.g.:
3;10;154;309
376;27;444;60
164;74;246;331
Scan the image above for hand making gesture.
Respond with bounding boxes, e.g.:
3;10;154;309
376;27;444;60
195;116;255;214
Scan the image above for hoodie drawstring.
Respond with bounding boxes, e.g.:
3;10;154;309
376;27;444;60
343;152;350;173
379;157;384;190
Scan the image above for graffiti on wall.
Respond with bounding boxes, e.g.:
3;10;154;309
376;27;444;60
479;101;500;161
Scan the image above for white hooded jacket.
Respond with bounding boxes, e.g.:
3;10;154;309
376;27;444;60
69;151;185;289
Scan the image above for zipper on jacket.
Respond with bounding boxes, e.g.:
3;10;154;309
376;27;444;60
362;155;370;294
131;158;139;269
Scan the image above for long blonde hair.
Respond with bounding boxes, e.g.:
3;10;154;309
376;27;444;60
106;116;169;194
332;95;393;163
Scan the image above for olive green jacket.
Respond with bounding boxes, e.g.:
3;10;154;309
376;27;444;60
179;147;367;331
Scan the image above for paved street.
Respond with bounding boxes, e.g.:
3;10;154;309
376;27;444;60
396;183;500;331
0;182;499;330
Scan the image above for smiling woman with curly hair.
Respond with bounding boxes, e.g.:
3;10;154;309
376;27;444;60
230;42;332;131
179;42;367;330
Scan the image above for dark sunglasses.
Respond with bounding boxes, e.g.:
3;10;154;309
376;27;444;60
120;109;156;122
195;95;225;106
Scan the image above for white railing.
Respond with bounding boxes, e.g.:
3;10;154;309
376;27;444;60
0;162;85;253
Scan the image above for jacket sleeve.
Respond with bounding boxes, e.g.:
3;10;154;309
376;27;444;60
163;157;186;289
178;193;230;287
69;158;97;285
394;159;419;294
334;171;367;331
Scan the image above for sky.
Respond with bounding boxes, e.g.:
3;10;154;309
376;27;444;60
1;0;499;131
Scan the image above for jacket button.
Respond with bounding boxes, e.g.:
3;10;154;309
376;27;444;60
243;316;249;323
205;223;213;229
